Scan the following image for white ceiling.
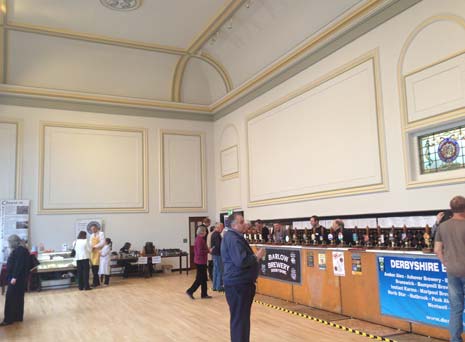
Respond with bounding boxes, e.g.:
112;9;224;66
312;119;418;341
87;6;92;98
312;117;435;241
7;0;230;48
203;0;363;88
2;0;396;111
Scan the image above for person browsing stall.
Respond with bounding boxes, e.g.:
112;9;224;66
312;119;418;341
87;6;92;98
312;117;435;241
74;231;91;291
89;224;105;287
1;235;30;326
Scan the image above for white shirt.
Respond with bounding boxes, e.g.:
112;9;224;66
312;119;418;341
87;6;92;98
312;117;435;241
90;231;105;248
74;239;91;260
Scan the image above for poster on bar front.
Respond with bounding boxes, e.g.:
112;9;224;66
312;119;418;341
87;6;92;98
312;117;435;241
0;200;30;264
259;248;301;284
332;251;345;277
377;255;460;329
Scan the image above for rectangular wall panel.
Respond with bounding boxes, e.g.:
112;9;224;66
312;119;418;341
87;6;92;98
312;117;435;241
161;131;206;212
405;52;465;123
40;123;147;213
219;177;241;211
0;122;18;200
247;56;386;205
220;145;239;178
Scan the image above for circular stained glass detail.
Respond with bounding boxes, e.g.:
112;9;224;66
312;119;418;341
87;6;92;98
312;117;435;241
100;0;141;11
438;138;460;163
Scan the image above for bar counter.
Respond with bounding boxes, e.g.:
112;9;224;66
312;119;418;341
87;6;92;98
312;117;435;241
251;244;455;340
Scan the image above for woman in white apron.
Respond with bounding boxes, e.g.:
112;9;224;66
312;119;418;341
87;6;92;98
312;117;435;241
99;238;112;285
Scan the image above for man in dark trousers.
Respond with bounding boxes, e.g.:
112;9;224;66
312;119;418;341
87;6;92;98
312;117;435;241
211;222;224;291
435;195;465;342
221;213;265;342
1;235;30;326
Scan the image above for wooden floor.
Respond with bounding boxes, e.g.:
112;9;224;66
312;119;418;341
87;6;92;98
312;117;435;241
0;273;370;341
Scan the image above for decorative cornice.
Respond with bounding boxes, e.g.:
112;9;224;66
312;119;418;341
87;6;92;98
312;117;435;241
0;0;422;122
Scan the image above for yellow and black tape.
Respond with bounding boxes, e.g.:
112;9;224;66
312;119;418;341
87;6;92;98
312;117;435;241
253;300;398;342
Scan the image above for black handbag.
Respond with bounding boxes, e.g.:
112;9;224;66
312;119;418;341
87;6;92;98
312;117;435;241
29;254;40;271
70;241;76;258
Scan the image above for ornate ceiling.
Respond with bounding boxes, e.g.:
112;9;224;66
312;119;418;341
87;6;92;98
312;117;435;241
0;0;419;117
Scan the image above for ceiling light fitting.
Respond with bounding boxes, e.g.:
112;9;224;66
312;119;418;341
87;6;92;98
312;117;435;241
100;0;142;11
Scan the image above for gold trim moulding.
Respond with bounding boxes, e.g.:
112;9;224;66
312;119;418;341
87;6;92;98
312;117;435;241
220;205;241;212
221;172;239;181
0;84;212;113
5;21;186;56
38;121;149;214
248;183;388;208
406;176;465;189
404;107;465;132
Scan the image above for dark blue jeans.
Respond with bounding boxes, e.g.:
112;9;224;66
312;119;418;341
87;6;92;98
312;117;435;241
447;273;465;342
225;283;256;342
212;255;223;290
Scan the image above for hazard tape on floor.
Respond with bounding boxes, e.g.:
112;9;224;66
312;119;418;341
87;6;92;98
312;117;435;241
253;300;398;342
212;288;397;341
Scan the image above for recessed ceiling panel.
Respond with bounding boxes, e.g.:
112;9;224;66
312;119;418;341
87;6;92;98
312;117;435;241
7;30;179;100
203;0;363;87
7;0;230;48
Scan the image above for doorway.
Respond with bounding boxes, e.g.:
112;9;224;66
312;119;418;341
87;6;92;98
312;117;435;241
188;216;207;269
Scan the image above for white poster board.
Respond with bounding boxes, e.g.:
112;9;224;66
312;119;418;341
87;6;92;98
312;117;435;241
0;200;30;264
332;251;345;277
75;218;104;237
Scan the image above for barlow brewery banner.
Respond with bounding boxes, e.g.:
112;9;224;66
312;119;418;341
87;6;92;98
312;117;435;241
259;248;301;284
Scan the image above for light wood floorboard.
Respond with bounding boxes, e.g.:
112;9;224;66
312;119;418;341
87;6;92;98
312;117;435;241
0;273;369;341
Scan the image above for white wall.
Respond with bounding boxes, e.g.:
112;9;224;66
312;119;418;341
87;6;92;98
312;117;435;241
0;104;216;254
214;0;465;221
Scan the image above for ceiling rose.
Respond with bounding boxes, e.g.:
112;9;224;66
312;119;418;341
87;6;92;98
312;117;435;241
100;0;142;11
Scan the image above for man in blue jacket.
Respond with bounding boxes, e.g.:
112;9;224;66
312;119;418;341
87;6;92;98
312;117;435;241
221;213;265;342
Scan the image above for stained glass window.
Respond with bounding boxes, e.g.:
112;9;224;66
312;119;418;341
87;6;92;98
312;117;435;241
418;124;465;174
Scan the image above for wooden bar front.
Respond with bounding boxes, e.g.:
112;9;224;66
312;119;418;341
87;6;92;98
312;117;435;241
254;245;457;340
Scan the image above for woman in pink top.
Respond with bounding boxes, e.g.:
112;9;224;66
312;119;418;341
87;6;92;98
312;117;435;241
186;226;211;299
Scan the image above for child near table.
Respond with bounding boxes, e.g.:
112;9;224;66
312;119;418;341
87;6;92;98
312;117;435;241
99;238;112;286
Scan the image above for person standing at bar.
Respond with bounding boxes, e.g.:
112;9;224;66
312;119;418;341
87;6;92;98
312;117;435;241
435;195;465;342
186;226;211;299
222;213;265;342
1;235;30;326
331;219;352;246
273;223;284;243
255;220;269;242
89;224;105;287
211;222;224;291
